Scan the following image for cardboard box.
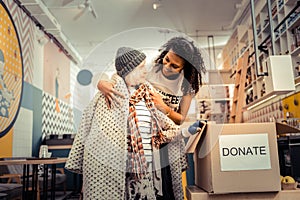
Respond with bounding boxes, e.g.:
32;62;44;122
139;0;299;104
186;185;300;200
190;122;281;194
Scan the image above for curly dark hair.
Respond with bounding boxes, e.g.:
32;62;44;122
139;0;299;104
154;36;206;95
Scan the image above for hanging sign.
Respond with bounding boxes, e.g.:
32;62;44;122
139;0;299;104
219;133;271;171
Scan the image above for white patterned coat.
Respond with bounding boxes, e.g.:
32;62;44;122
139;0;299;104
65;75;186;199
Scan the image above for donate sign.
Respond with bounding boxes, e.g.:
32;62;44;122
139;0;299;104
219;133;271;171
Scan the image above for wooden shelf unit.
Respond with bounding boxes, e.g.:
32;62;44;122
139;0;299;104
223;0;300;123
47;145;72;150
229;50;249;123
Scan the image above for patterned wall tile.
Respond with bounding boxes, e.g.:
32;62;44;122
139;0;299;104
4;0;36;84
42;92;74;136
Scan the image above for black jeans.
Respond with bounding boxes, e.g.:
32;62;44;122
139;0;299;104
158;144;175;200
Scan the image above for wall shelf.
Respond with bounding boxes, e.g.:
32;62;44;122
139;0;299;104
48;145;72;150
223;0;299;123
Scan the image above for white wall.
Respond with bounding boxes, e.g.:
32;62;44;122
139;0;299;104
13;107;33;157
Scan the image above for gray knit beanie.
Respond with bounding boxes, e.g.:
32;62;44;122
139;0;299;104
115;47;146;79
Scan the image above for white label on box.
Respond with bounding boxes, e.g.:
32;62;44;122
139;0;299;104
219;133;271;171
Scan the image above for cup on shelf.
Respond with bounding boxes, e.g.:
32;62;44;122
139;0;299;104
39;145;49;158
46;152;52;158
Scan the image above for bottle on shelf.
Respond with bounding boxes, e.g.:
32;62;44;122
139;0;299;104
296;62;300;76
291;29;297;51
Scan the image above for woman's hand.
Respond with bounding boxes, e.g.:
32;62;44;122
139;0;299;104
97;80;125;109
149;90;169;114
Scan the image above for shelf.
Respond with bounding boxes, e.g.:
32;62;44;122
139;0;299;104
273;13;278;21
48;145;72;150
278;4;284;13
239;29;249;43
223;0;300;123
295;76;300;85
198;98;232;101
256;76;264;82
230;70;236;78
248;59;255;67
239;46;250;58
259;1;300;47
285;0;299;6
243;92;278;110
262;22;270;33
276;1;300;30
244;83;253;91
288;14;300;30
291;46;300;56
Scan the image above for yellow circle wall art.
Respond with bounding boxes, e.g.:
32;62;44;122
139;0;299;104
0;2;23;138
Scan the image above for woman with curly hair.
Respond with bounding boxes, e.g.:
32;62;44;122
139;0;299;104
146;36;206;125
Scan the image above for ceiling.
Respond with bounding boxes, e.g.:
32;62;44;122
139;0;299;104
18;0;249;66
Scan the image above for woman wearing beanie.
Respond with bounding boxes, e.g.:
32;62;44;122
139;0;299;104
65;47;201;200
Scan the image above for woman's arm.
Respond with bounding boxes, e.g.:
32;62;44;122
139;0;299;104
97;77;125;108
176;94;193;124
153;109;201;147
150;90;193;125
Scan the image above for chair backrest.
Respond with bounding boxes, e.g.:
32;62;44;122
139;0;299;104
0;165;9;176
0;165;9;183
0;158;23;185
0;159;24;199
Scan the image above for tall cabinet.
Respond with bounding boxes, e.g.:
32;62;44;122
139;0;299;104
224;0;299;123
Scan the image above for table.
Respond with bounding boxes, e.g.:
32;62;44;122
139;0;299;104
0;157;67;200
186;185;300;200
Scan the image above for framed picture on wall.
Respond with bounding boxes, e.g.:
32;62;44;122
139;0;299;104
0;1;23;138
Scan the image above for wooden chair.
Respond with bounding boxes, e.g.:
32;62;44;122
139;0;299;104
0;166;22;200
0;158;66;199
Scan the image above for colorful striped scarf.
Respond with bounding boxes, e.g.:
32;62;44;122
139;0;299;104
126;83;166;178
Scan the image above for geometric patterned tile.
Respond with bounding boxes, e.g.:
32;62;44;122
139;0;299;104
42;92;74;136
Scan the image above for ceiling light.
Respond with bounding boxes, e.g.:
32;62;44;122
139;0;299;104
153;3;160;10
235;3;242;9
78;3;86;9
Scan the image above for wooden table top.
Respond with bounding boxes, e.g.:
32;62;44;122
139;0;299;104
0;157;67;165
